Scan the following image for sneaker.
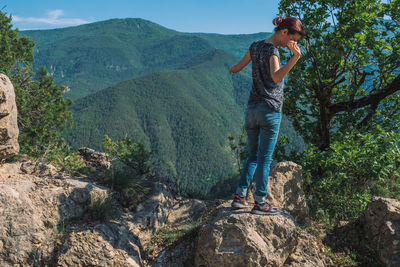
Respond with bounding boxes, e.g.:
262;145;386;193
231;194;250;209
251;202;279;215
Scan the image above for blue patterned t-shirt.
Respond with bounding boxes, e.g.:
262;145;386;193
247;40;284;112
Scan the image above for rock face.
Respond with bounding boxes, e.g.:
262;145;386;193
283;229;328;267
0;160;144;266
0;74;19;161
0;156;207;267
249;161;309;223
360;197;400;267
195;202;298;267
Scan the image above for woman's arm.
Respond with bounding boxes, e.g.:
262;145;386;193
270;41;301;83
229;49;251;74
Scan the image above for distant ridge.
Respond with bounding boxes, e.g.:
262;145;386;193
21;18;268;100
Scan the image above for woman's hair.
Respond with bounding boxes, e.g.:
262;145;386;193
273;17;307;37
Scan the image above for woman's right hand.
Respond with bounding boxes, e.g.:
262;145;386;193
229;65;238;74
287;41;301;58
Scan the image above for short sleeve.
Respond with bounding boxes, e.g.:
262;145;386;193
269;45;280;59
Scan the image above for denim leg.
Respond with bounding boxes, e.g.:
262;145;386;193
253;110;281;203
235;108;259;198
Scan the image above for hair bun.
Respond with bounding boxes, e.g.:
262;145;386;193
273;17;285;26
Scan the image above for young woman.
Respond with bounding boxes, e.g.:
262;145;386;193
229;17;306;215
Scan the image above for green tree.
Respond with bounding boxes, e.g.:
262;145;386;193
276;0;400;223
13;66;73;157
227;125;248;173
279;0;399;150
0;11;33;75
0;9;80;172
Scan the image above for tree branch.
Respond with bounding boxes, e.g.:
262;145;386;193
357;102;379;129
328;73;400;115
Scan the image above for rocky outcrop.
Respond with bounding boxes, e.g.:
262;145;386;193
4;152;398;267
360;197;400;267
195;202;297;267
248;161;309;223
0;155;207;266
77;147;111;180
0;160;144;266
283;229;330;267
0;74;19;161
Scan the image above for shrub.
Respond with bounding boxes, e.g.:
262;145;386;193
298;127;400;224
102;135;155;207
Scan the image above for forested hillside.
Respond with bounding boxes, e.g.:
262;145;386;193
22;18;305;194
62;49;297;193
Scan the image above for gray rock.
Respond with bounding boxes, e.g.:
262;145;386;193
194;202;297;267
77;147;111;180
249;161;309;223
152;237;196;267
283;229;330;267
0;161;144;266
56;223;143;267
360;196;400;267
0;74;19;161
20;161;58;177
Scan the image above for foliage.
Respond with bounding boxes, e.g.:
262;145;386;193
0;11;33;76
102;135;155;206
103;134;154;176
12;65;78;173
227;125;248;173
0;9;79;172
290;125;400;224
13;65;73;153
208;173;240;200
279;0;400;150
274;0;400;225
38;139;85;174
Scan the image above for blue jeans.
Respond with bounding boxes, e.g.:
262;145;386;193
235;102;282;203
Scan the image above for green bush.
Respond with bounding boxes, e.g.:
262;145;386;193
298;127;400;224
38;138;85;174
102;135;155;207
227;125;248;174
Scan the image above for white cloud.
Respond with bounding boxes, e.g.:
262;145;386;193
12;9;89;26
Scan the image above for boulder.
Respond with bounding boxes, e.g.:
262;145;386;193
0;74;19;161
20;161;58;177
0;161;144;266
56;224;143;267
152;236;197;267
360;197;400;267
129;175;205;246
283;229;330;267
195;202;297;267
76;147;111;179
249;161;309;223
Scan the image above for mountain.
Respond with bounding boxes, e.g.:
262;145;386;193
22;18;305;193
21;18;267;100
62;49;252;192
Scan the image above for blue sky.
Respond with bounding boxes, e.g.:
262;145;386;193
3;0;281;34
